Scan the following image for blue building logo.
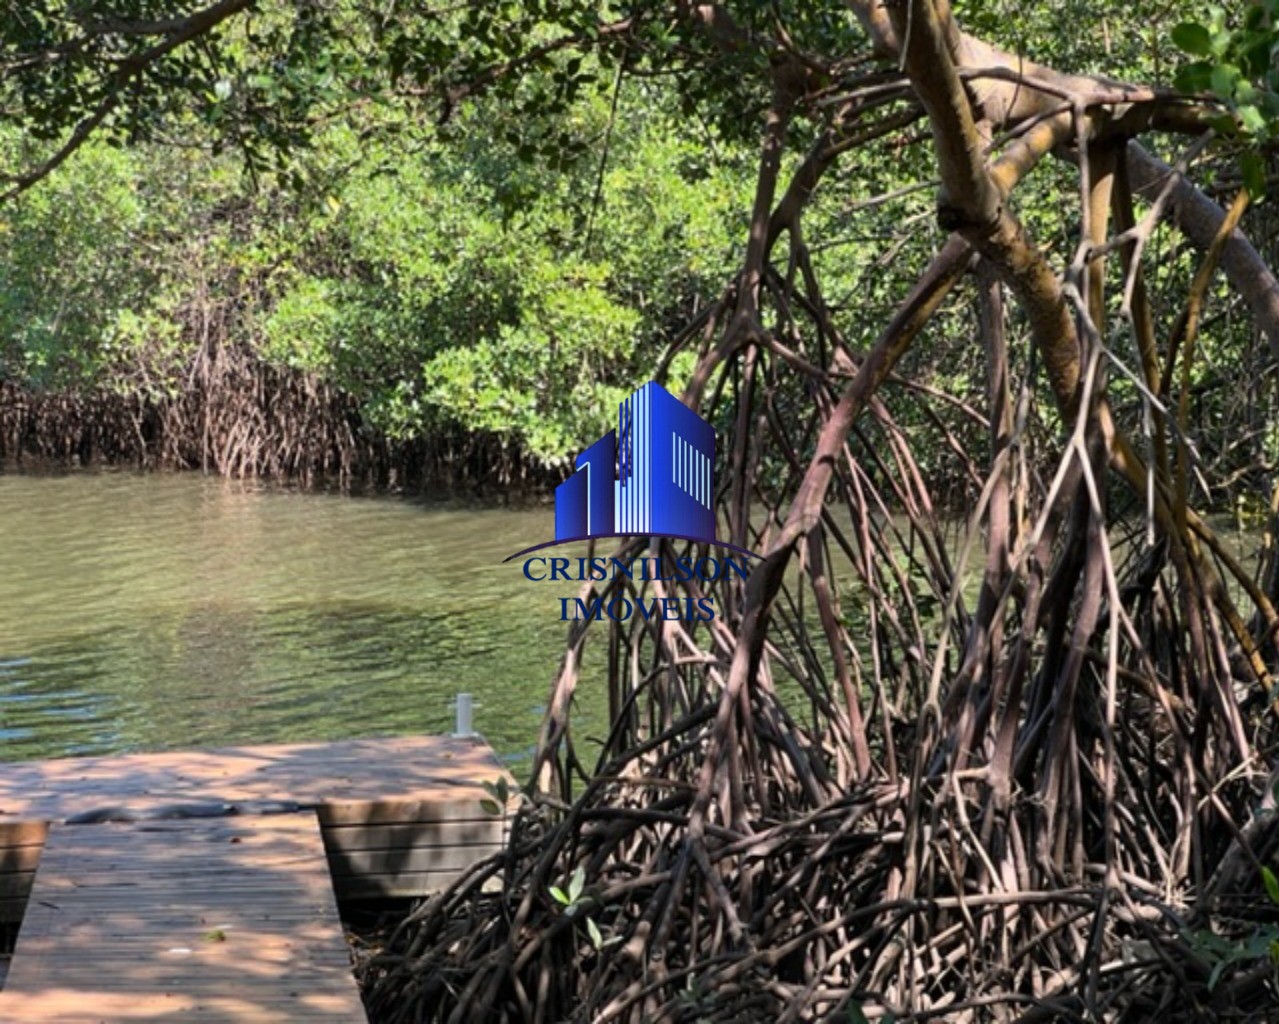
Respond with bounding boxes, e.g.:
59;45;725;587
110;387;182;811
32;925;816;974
553;381;716;545
506;382;755;622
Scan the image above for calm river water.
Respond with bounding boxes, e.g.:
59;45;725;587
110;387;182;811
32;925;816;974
0;470;602;768
4;469;1266;772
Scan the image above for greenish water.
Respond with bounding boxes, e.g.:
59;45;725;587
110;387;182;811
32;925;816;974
3;470;1265;774
0;470;595;768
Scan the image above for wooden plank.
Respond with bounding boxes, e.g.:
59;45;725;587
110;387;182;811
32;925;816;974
0;815;366;1023
321;820;503;853
318;798;505;827
0;822;50;916
327;844;499;876
0;871;35;900
0;734;511;826
0;845;43;873
0;822;49;847
0;732;515;940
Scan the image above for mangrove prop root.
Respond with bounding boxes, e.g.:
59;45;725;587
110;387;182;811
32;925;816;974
0;341;555;494
362;228;1279;1024
367;34;1279;1021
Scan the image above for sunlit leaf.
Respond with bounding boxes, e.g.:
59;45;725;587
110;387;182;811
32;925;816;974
1261;865;1279;905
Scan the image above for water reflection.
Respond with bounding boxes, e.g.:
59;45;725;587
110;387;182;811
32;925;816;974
0;470;592;767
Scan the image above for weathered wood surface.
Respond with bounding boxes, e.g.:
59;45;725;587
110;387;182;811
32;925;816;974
0;735;508;822
0;815;366;1022
0;735;512;914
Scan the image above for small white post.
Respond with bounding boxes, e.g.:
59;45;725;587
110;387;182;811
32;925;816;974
453;692;475;738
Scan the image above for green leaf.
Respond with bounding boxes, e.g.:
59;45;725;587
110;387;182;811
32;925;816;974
480;778;510;813
1211;64;1242;100
1241;150;1267;198
1240;32;1273;77
1171;22;1214;56
549;886;570;906
586;917;603;949
213;79;233;102
1208;113;1239;135
1261;866;1279;905
1239;105;1269;137
568;865;585;903
1174;60;1214;93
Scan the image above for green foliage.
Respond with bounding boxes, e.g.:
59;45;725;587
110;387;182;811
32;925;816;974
0;0;1269;501
0;138;151;385
1184;865;1279;992
548;864;586;908
248;77;752;463
959;0;1201;80
1172;2;1279;194
548;864;620;953
419;269;639;465
1263;865;1279;905
0;62;751;472
0;2;347;178
479;777;512;816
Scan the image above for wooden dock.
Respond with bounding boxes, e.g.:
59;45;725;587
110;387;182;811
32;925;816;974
0;734;513;1021
0;816;364;1021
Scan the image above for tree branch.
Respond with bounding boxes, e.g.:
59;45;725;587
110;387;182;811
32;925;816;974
1127;142;1279;357
887;0;1082;418
1;0;255;202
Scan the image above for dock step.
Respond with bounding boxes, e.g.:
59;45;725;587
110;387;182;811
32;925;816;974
0;814;366;1022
